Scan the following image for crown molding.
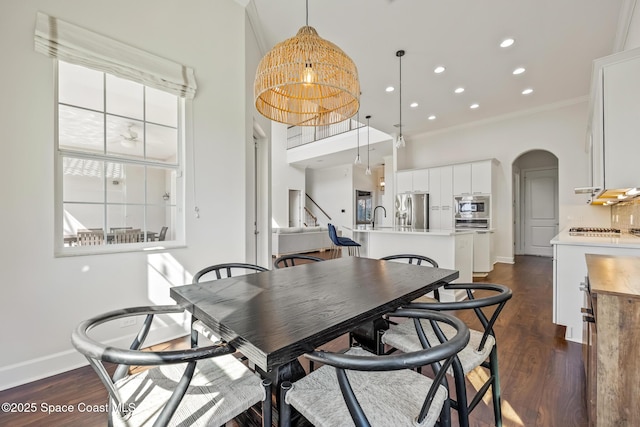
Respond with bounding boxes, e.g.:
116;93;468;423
613;0;638;52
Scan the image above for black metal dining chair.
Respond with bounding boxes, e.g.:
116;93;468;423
191;262;269;345
71;305;272;427
349;253;442;354
381;283;513;427
273;254;324;269
380;253;441;301
280;308;470;427
192;262;268;283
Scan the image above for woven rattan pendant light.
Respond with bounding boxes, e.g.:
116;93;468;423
254;0;360;126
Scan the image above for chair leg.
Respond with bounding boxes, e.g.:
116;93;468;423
439;391;452;427
280;381;292;427
452;362;470;427
261;379;272;427
489;347;503;427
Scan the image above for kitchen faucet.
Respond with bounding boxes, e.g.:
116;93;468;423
372;205;387;228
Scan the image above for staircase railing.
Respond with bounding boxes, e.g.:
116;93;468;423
303;207;318;227
305;193;332;223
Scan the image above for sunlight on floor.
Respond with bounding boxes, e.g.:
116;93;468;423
467;367;524;426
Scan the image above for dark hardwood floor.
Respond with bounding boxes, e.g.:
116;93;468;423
0;254;586;426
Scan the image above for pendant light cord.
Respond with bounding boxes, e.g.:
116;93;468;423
306;0;309;26
366;115;371;171
399;52;403;138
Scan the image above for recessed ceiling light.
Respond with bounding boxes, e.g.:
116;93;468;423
454;87;465;94
434;66;446;74
513;67;525;75
470;103;479;109
428;115;436;120
522;88;533;95
386;86;394;92
410;102;419;108
500;38;515;48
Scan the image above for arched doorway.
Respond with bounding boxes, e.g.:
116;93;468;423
513;150;559;256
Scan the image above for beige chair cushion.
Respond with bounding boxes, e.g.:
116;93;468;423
382;320;495;375
112;354;264;426
285;347;447;427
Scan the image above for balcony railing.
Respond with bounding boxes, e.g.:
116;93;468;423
287;117;364;149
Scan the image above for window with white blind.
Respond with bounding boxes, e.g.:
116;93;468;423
56;60;184;254
33;12;194;255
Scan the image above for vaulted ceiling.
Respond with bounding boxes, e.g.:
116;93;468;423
248;0;626;142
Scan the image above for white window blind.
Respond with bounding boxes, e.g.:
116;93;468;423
34;11;197;99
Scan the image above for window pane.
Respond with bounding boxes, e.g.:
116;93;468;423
147;123;177;163
106;162;145;204
106;74;143;120
147;87;178;127
146;205;172;241
58;61;103;111
62;157;105;203
59;105;104;153
63;203;105;240
107;204;144;243
147;166;174;205
106;116;144;159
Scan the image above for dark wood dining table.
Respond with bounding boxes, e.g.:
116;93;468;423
170;256;459;375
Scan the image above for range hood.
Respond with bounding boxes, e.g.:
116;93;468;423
575;186;640;205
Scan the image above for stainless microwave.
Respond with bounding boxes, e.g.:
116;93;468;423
454;195;490;219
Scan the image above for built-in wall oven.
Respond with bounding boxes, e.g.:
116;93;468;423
454;195;490;229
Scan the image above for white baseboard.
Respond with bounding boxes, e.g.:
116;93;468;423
496;256;515;264
0;324;188;391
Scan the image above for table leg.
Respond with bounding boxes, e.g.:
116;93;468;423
256;359;306;426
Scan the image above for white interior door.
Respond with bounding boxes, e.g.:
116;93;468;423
523;168;558;256
288;189;301;227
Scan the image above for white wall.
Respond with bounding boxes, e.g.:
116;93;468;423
306;165;355;229
0;0;250;389
271;122;306;228
245;12;272;267
397;100;610;263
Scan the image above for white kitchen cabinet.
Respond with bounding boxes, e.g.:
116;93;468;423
412;169;429;192
396;169;429;193
453;160;494;195
587;46;640;193
473;230;494;273
551;234;640;344
453;164;471;195
429;166;453;229
602;52;640;189
396;171;413;194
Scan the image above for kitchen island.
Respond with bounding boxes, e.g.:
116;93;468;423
348;226;473;301
551;229;640;343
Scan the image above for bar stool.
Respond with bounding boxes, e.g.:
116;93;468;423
327;223;360;257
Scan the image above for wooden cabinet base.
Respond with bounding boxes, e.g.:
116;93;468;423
585;254;640;426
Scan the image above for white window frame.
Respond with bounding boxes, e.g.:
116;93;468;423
54;61;186;256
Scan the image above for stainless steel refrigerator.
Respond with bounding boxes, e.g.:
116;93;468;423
395;192;429;229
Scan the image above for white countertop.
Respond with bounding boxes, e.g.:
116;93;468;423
347;225;473;236
551;229;640;248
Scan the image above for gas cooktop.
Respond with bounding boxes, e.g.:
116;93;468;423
569;227;621;236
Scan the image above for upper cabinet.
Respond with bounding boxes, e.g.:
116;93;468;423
453;160;495;195
588;46;640;195
396;169;429;193
602;52;640;189
396;170;413;194
429;166;453;229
